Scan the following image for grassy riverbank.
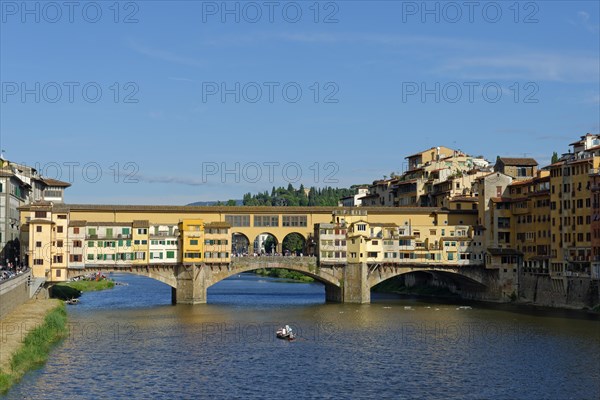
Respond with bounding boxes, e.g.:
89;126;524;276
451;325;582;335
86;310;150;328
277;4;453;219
0;303;68;394
255;269;314;283
61;280;115;292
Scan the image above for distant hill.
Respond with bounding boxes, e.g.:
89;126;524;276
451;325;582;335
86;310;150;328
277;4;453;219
187;200;243;206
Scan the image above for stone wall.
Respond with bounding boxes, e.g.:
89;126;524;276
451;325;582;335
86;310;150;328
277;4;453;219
0;270;32;320
518;273;599;309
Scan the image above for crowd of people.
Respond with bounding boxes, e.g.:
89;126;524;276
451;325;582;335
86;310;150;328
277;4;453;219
232;251;306;258
0;262;27;282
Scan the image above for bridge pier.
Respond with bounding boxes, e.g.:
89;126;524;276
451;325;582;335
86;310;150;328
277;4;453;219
343;263;370;303
173;264;207;304
325;284;343;302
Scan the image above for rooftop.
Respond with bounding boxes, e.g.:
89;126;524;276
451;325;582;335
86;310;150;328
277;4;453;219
497;157;538;166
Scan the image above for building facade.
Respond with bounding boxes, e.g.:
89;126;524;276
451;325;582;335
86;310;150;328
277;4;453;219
0;157;70;264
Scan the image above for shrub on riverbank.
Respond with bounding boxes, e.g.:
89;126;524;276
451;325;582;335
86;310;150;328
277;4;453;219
0;303;68;394
255;269;314;283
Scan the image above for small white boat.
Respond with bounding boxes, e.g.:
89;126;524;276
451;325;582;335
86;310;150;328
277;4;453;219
276;325;295;341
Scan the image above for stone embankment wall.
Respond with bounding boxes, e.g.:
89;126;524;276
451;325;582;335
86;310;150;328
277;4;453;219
519;273;600;309
0;271;32;320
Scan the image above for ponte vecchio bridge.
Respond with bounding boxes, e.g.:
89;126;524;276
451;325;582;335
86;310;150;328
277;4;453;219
20;204;502;304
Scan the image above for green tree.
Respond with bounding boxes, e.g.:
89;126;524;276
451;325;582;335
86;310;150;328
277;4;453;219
282;233;305;254
263;236;276;254
551;151;559;163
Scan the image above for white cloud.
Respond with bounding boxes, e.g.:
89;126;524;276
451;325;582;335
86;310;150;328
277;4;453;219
435;53;599;83
573;11;600;33
127;39;205;67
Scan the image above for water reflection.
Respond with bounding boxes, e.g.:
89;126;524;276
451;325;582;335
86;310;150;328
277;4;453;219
6;273;600;400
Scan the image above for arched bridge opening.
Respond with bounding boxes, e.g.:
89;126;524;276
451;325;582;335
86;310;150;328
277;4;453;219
208;257;343;303
369;267;488;299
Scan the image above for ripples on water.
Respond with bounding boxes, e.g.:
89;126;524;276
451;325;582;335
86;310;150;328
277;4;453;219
6;273;600;400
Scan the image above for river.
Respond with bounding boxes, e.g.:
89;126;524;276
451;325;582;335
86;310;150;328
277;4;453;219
6;273;600;399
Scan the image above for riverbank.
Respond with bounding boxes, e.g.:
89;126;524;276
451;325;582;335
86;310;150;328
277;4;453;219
0;299;66;394
254;269;314;283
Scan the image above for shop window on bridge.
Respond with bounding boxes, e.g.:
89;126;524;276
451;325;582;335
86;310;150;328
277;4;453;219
282;215;307;227
135;252;146;260
254;215;279;227
225;215;250;227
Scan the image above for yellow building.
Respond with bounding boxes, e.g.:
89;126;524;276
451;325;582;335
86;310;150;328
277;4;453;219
549;136;600;279
178;219;204;264
204;222;231;263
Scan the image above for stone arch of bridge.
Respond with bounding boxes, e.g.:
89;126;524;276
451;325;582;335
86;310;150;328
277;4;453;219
367;266;487;290
67;267;178;289
205;264;341;290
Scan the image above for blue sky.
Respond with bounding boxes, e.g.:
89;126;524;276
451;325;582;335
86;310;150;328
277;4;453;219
1;0;598;204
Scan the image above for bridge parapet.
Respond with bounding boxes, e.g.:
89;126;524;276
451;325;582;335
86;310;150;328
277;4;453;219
231;256;317;268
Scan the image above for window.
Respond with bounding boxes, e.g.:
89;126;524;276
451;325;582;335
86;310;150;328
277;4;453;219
57;240;63;248
254;215;279;227
190;239;198;245
225;215;250;227
137;228;148;234
57;215;67;220
36;241;42;248
73;227;80;234
122;228;130;235
184;252;201;259
73;240;82;247
87;254;94;261
282;215;307;227
357;224;366;231
35;211;47;218
57;226;63;233
166;251;175;259
36;226;42;232
88;228;96;236
34;259;44;265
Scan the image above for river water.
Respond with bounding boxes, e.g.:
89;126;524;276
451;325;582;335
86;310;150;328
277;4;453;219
6;274;600;399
